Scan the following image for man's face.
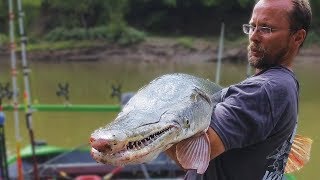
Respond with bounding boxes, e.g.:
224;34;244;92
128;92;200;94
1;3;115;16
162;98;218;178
248;0;294;70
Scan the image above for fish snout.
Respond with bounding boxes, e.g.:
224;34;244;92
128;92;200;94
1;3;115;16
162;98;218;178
90;137;113;153
90;129;128;153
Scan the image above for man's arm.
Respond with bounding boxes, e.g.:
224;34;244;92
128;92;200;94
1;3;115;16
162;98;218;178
165;127;225;168
207;127;225;159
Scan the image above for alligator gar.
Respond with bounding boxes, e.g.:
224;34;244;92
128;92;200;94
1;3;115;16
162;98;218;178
90;73;222;174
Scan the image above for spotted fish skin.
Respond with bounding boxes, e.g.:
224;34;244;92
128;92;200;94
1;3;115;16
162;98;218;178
90;73;222;171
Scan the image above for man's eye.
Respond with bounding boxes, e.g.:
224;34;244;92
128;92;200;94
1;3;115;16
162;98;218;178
260;27;271;33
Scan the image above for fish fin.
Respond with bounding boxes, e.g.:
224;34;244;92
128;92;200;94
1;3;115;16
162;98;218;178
176;133;211;174
285;134;313;173
193;87;212;105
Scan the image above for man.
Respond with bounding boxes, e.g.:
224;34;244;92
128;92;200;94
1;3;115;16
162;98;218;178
165;0;312;179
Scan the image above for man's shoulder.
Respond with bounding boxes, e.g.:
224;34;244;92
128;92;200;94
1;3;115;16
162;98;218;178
244;66;298;90
263;66;296;80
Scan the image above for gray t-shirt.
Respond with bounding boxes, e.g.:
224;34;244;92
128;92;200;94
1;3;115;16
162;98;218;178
186;66;299;180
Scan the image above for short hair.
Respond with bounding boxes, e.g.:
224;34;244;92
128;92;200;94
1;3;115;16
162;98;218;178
289;0;312;35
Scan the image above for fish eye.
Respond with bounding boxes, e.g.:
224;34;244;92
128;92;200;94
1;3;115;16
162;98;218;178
183;118;190;128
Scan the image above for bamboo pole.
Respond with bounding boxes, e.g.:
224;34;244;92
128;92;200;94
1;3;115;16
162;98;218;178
15;0;39;179
7;0;24;179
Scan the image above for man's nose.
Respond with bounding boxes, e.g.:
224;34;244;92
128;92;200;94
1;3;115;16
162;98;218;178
249;28;261;43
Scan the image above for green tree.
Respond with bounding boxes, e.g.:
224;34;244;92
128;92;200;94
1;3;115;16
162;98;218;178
40;0;129;29
310;0;320;31
41;0;105;28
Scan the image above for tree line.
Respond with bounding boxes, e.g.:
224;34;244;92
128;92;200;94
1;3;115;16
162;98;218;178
0;0;319;42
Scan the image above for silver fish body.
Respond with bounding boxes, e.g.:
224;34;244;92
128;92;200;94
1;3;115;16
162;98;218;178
90;73;222;172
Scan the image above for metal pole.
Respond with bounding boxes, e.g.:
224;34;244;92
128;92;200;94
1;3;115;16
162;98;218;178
7;0;24;179
16;0;39;179
215;22;225;84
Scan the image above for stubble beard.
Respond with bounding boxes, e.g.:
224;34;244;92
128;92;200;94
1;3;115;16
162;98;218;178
248;43;267;69
247;43;288;70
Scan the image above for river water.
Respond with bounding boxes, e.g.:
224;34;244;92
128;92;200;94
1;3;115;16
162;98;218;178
0;59;319;179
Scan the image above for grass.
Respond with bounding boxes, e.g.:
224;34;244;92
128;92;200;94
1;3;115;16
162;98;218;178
24;40;107;51
24;36;203;52
177;37;195;49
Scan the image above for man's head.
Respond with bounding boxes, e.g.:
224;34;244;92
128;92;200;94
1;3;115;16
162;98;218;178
289;0;312;37
246;0;312;71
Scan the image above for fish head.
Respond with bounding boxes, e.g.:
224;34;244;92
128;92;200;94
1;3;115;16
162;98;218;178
90;88;213;166
90;74;218;166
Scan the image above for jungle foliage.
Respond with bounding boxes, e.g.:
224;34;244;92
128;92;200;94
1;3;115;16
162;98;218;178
0;0;319;44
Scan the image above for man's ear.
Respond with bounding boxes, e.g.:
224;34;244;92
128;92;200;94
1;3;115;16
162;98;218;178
293;29;307;47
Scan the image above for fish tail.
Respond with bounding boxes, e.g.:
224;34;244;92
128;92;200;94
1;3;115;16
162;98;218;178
285;134;313;173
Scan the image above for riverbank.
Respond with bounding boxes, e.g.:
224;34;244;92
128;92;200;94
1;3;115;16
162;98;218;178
1;37;320;64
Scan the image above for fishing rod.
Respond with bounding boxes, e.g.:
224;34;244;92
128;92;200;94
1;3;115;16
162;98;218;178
7;0;24;179
16;0;39;178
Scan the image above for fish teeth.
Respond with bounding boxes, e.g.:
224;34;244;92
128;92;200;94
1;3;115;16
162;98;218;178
124;126;173;151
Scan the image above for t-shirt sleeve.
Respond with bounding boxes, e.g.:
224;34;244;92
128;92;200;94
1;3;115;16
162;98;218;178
210;81;275;150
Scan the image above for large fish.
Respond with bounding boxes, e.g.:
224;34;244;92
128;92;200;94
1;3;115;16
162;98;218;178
90;73;312;174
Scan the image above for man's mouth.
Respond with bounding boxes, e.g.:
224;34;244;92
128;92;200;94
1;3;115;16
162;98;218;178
248;42;263;51
250;48;262;56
